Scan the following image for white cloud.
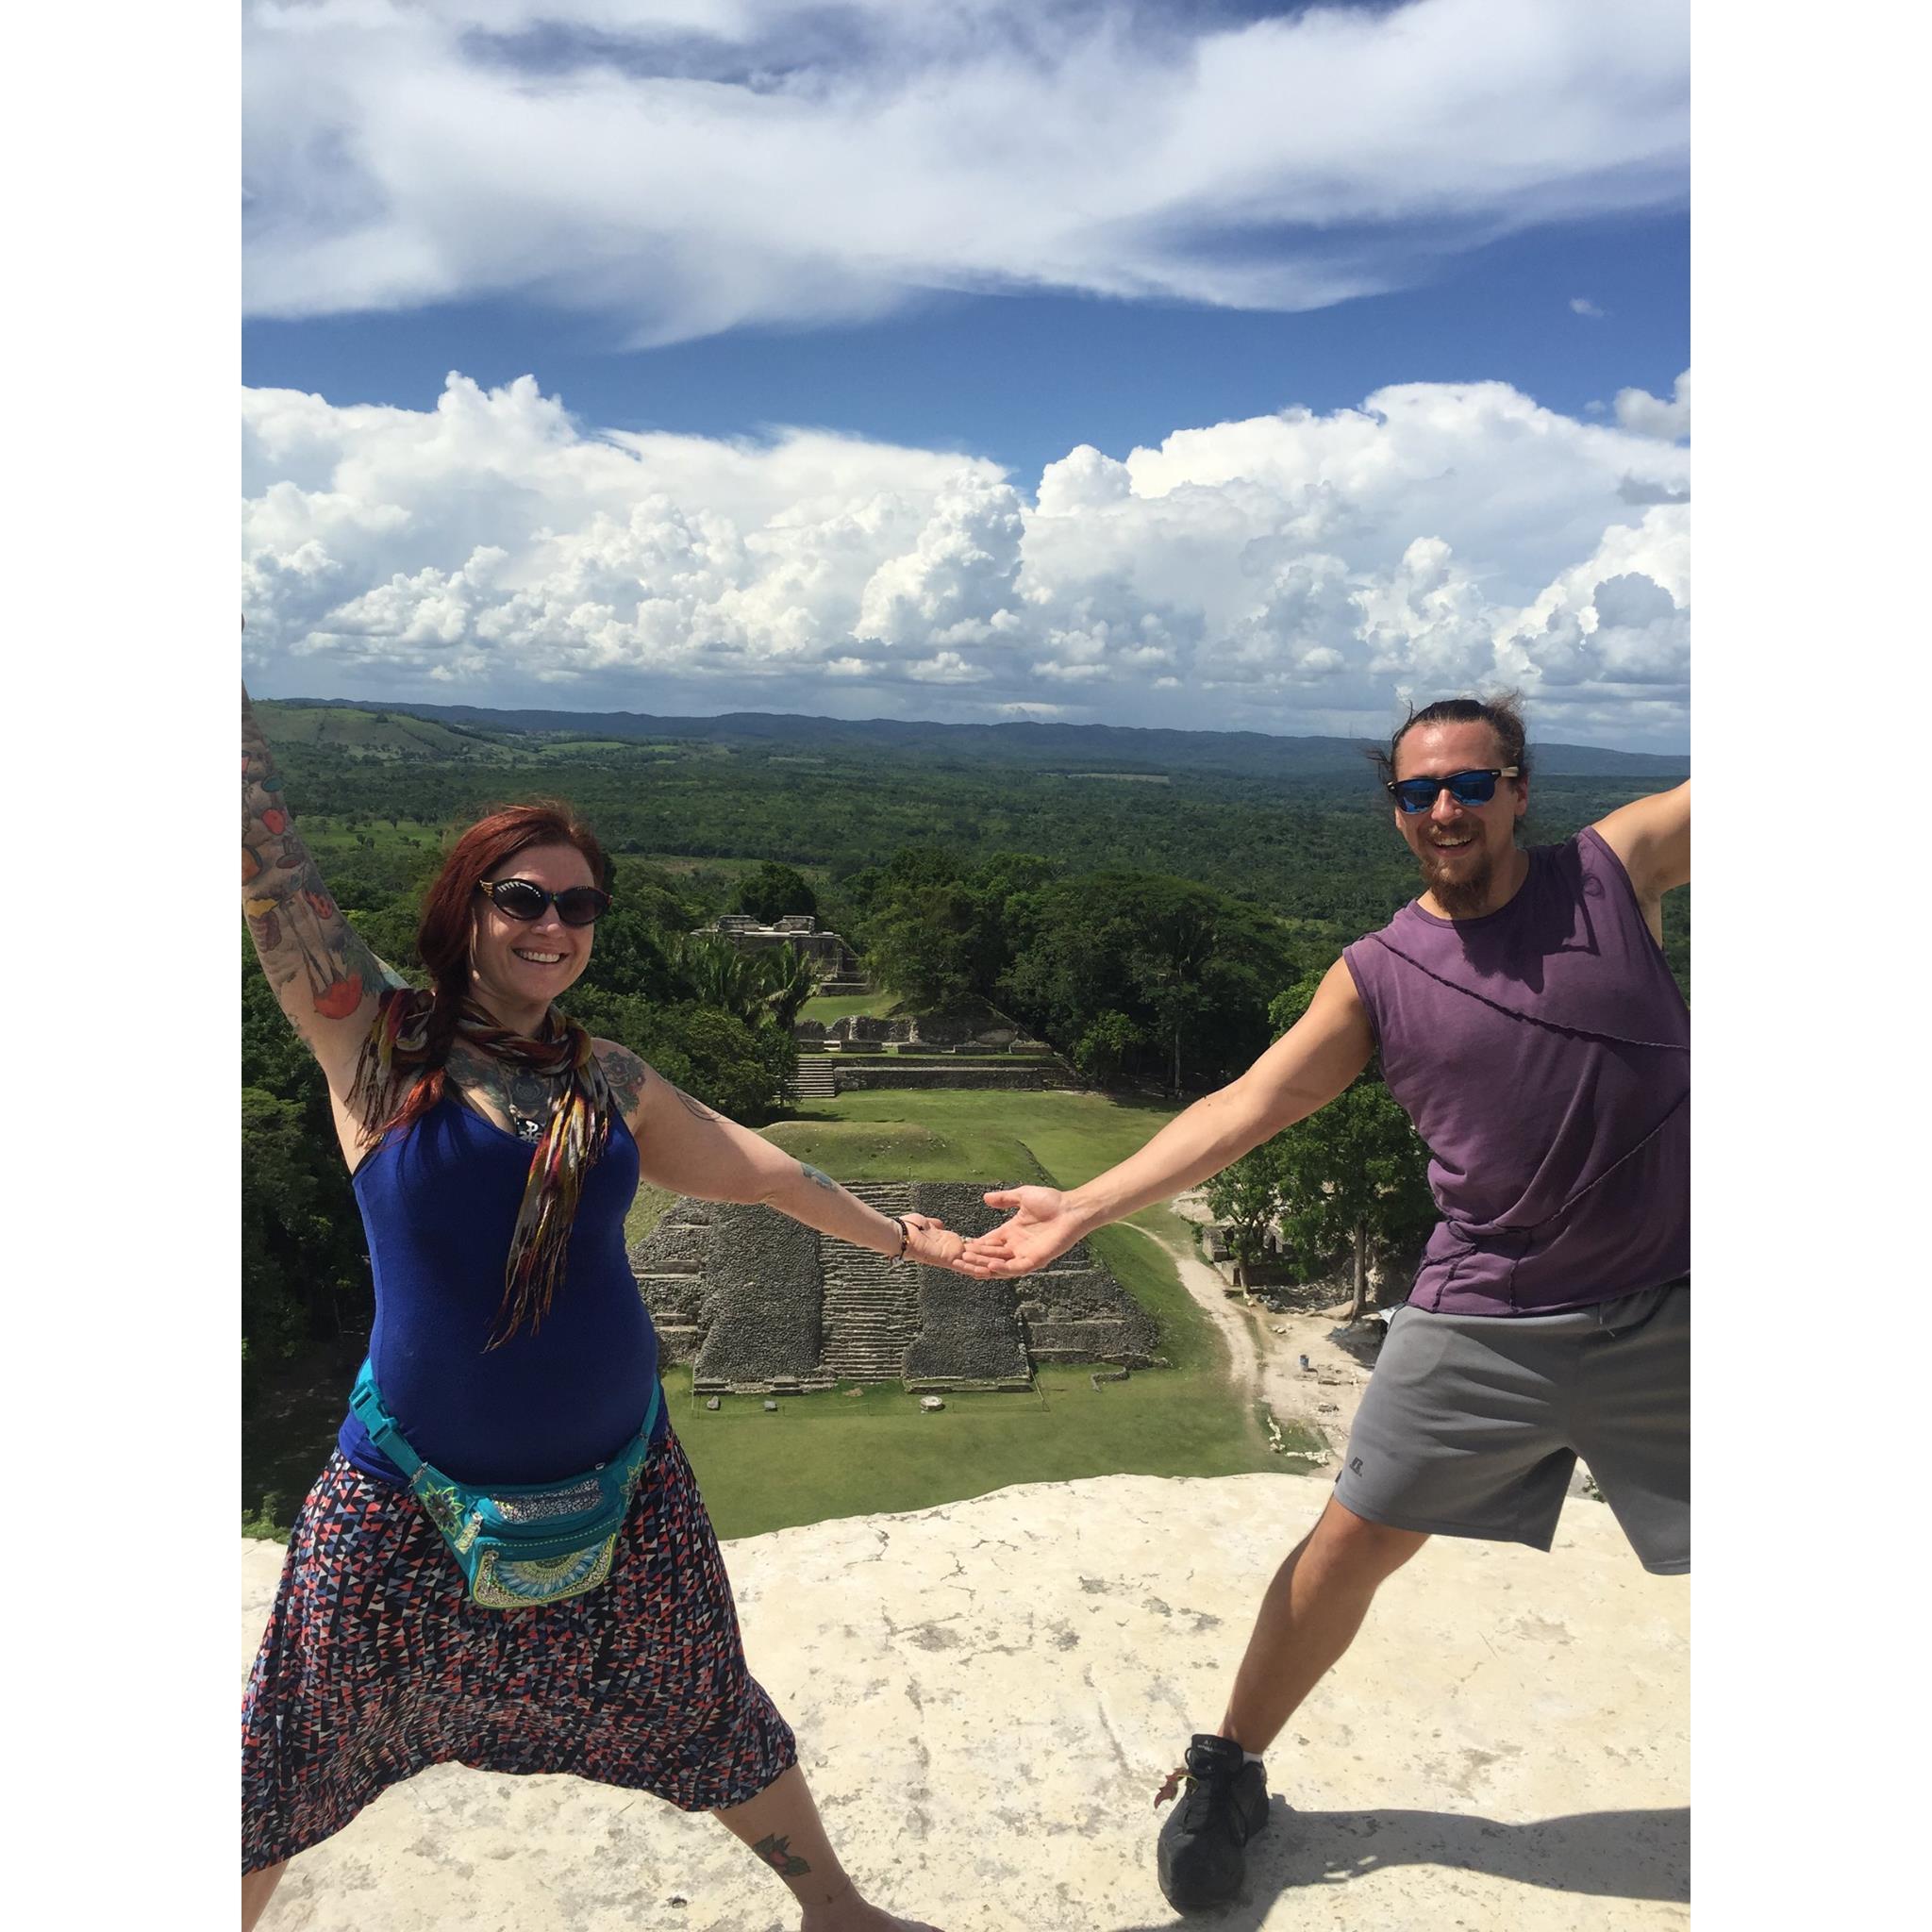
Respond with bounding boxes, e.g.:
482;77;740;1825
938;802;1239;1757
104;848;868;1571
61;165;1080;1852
1571;296;1607;318
242;367;1693;747
242;0;1690;341
1615;368;1691;441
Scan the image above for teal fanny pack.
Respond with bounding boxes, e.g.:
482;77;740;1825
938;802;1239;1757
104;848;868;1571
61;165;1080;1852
349;1361;662;1611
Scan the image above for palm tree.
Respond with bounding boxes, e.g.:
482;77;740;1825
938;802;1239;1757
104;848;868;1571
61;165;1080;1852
669;934;767;1024
669;934;821;1031
758;944;824;1030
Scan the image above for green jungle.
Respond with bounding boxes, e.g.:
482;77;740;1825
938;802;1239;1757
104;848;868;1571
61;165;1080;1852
242;700;1689;1541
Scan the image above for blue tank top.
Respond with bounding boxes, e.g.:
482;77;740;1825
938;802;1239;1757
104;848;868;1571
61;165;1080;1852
336;1093;666;1487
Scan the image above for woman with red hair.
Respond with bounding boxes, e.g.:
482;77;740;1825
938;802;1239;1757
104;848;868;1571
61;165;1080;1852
241;688;958;1932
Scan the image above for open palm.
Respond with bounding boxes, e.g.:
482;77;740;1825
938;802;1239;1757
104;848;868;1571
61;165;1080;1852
957;1187;1085;1278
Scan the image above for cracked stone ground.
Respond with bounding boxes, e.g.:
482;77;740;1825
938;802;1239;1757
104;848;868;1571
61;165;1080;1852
244;1470;1688;1931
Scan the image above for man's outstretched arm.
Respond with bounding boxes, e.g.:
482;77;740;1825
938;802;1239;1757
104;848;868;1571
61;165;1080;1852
957;958;1374;1278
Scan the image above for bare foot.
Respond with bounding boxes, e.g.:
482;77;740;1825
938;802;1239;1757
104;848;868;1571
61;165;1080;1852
801;1897;941;1932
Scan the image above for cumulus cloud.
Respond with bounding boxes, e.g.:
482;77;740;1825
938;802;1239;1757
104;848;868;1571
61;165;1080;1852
242;0;1690;342
1570;296;1607;318
1615;368;1691;441
242;368;1693;747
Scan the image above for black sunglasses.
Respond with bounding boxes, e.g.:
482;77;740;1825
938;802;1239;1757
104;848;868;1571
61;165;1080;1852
1385;766;1520;815
476;878;612;926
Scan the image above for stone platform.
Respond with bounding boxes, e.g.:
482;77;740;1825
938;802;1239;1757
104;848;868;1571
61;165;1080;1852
243;1471;1688;1930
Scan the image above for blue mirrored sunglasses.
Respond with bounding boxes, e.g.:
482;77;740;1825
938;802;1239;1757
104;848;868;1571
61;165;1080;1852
1385;766;1520;815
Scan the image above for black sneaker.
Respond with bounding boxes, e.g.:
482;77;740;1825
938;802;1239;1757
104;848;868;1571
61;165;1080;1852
1155;1733;1271;1911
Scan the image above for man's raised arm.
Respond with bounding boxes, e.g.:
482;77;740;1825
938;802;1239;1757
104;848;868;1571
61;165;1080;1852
957;958;1374;1279
1591;779;1690;944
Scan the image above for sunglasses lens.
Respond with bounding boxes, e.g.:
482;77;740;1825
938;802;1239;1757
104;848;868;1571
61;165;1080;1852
555;889;610;926
1392;782;1435;814
1447;772;1498;805
490;880;549;920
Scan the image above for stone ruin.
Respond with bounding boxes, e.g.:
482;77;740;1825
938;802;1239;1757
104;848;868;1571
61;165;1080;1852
696;912;869;992
789;1013;1073;1097
797;1014;1057;1053
631;1180;1161;1395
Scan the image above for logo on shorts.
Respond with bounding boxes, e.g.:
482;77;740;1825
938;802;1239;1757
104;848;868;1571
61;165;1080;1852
1350;1457;1365;1475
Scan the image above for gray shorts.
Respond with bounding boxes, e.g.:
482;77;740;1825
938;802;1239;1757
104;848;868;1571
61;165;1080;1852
1333;1281;1689;1574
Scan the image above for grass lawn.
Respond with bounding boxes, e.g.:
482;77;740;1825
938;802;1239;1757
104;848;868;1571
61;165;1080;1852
797;989;903;1025
301;816;450;861
780;1088;1197;1246
675;1364;1297;1541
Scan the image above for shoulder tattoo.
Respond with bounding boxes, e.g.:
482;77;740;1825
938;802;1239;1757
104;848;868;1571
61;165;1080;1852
600;1046;649;1117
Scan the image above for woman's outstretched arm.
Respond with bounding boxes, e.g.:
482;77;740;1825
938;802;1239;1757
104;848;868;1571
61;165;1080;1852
605;1043;967;1269
242;686;389;1093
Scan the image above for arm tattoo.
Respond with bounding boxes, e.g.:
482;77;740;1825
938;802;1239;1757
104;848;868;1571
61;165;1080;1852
601;1046;649;1118
750;1833;811;1878
799;1162;839;1193
672;1086;722;1124
242;691;384;1027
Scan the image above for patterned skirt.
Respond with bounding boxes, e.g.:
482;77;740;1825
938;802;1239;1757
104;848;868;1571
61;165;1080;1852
242;1427;797;1873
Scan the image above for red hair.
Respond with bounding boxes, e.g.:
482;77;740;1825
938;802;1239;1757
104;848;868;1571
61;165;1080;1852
381;802;609;1140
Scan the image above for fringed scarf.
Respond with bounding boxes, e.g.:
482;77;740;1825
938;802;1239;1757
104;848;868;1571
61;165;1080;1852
351;987;614;1346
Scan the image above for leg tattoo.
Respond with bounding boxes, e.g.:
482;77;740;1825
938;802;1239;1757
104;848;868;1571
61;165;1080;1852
751;1832;812;1878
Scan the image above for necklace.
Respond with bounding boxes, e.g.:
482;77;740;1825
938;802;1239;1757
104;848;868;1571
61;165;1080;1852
503;1067;558;1142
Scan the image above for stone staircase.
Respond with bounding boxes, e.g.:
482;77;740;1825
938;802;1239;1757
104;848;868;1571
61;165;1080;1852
790;1058;839;1101
819;1182;922;1382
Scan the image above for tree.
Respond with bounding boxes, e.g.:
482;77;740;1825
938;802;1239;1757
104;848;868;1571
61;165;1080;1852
1262;973;1434;1321
1002;871;1300;1091
575;858;706;1007
757;944;824;1031
1274;1082;1435;1321
345;902;423;977
1073;1009;1142;1088
851;848;1060;1016
242;1086;370;1401
858;851;991;1013
242;944;372;1399
1203;1141;1287;1290
652;1001;794;1121
735;860;818;924
1129;882;1222;1094
564;988;794;1122
667;933;770;1024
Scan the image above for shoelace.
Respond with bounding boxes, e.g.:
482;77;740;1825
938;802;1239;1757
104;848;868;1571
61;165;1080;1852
1155;1758;1249;1832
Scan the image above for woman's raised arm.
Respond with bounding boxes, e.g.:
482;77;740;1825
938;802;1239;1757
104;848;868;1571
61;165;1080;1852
242;686;390;1093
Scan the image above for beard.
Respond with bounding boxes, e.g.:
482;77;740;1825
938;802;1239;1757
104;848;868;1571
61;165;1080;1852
1418;841;1496;917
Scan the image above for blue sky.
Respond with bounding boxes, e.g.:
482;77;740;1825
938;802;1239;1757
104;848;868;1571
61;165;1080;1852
244;209;1688;493
241;1;1691;749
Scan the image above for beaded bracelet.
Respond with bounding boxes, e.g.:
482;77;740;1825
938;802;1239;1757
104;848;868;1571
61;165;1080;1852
890;1216;909;1258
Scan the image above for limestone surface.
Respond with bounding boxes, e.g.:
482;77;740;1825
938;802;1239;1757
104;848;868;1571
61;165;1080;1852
243;1471;1688;1931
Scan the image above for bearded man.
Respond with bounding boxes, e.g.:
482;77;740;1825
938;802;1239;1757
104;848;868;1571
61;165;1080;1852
958;694;1690;1914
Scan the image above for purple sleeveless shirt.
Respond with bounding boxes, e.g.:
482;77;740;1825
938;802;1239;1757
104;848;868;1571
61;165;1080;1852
1341;826;1689;1316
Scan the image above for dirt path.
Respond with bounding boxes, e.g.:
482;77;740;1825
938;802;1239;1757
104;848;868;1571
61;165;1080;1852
1124;1194;1378;1469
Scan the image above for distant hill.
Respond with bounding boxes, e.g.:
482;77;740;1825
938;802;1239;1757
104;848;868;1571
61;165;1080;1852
269;698;1689;781
254;703;511;760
